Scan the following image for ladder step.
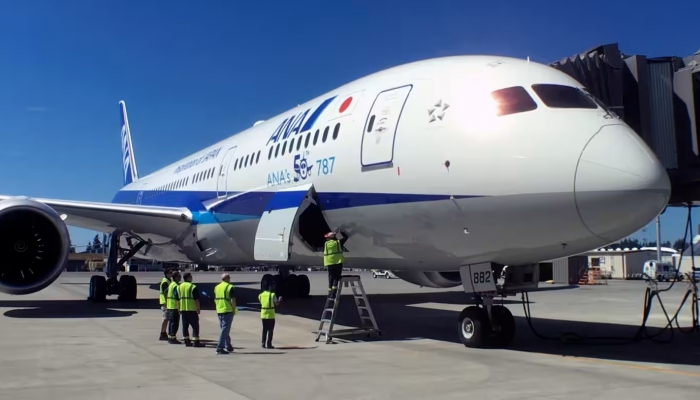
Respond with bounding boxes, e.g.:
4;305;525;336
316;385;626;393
315;275;380;344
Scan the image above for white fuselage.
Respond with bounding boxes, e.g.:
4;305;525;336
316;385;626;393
112;55;671;271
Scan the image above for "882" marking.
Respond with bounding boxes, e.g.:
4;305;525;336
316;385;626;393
472;271;491;284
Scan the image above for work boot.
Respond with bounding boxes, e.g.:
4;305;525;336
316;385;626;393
193;340;205;348
184;339;192;347
266;343;275;349
226;345;234;352
159;332;168;341
216;348;229;355
168;337;181;345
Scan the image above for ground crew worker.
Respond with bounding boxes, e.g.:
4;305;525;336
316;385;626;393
214;273;236;355
324;229;348;300
166;271;182;344
259;280;281;349
159;269;173;341
179;273;205;347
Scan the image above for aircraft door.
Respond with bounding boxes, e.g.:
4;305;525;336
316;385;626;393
216;146;238;198
254;183;313;262
361;85;413;168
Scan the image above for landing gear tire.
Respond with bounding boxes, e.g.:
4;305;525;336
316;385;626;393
490;305;515;347
286;274;300;297
457;306;491;348
89;275;107;303
118;275;137;302
297;274;311;298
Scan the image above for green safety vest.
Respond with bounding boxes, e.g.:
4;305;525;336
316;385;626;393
323;239;344;266
259;290;275;319
166;282;179;310
214;282;234;314
159;277;170;305
178;282;197;312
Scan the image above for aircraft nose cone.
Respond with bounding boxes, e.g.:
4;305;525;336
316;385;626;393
574;124;671;243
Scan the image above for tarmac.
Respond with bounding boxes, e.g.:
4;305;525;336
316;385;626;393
0;271;699;400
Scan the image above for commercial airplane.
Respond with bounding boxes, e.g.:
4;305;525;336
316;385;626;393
0;55;671;348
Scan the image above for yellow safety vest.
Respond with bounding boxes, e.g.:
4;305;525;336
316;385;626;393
159;277;170;305
166;282;179;310
323;239;344;266
178;282;197;312
214;282;234;314
259;290;275;319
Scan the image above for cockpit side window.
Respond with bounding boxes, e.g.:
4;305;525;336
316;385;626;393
531;84;598;109
490;86;538;116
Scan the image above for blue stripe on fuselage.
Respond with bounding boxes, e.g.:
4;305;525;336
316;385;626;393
111;189;483;225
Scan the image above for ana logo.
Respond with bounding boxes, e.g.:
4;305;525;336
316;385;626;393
266;95;337;145
293;152;313;182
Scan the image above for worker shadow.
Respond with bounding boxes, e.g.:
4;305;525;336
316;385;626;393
194;339;288;354
230;284;700;368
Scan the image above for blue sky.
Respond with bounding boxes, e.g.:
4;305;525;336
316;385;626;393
0;0;698;250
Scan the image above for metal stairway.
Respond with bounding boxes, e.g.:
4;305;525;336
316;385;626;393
315;275;381;343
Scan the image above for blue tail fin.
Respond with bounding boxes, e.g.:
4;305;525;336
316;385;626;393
119;101;139;186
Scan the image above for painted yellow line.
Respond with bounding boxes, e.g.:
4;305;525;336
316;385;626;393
541;353;700;378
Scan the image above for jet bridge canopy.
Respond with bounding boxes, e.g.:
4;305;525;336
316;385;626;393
550;44;700;205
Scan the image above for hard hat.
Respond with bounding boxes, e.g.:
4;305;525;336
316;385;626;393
325;231;335;238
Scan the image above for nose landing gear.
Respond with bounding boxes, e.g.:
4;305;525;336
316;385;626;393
457;262;538;348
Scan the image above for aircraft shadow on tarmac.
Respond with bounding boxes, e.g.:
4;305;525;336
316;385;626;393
2;279;699;367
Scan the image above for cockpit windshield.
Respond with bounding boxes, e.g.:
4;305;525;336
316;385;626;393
530;84;598;109
490;86;538;116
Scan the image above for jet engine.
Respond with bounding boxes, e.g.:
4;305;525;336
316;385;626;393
0;197;70;295
391;270;463;288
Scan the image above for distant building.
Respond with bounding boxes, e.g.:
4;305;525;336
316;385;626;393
585;247;677;279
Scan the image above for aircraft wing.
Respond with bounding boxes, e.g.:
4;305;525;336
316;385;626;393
0;195;193;241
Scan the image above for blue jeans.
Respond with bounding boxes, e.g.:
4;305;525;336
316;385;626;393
217;312;234;350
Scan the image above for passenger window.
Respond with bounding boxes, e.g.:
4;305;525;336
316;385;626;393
491;86;538;116
322;126;329;143
304;132;311;148
531;84;597;109
313;129;319;145
250;153;254;165
275;143;280;158
245;154;250;167
268;146;273;160
289;138;295;153
332;123;340;140
185;177;189;186
256;150;261;164
296;136;302;151
281;141;287;156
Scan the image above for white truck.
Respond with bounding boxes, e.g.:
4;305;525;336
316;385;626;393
642;260;678;282
372;269;397;279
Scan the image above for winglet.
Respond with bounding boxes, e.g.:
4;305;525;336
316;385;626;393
119;101;139;186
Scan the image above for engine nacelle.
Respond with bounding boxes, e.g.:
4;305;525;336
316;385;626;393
0;197;70;295
391;270;463;288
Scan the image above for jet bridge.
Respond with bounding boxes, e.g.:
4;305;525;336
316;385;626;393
549;43;700;205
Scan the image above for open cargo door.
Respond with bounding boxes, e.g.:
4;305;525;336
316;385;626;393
254;183;315;262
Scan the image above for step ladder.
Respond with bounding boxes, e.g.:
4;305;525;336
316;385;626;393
315;275;381;344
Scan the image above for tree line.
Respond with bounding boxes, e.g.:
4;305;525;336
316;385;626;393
69;234;108;254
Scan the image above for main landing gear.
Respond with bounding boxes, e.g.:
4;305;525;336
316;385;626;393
260;266;311;299
88;230;150;303
456;263;539;348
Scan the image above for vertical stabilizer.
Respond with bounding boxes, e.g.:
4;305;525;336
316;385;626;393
119;101;139;186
